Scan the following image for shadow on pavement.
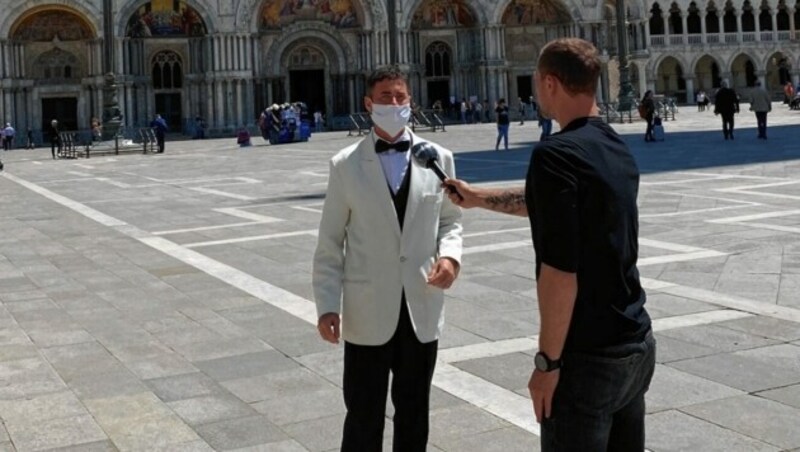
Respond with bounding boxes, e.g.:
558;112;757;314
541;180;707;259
453;124;800;184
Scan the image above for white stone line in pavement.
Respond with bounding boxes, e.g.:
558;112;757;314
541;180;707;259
716;180;800;191
463;227;530;238
215;207;283;223
638;250;727;266
74;164;95;170
3;173;126;227
32;161;42;165
68;171;92;177
640;205;753;219
652;309;752;330
641;175;736;186
638;238;713;254
641;277;800;324
707;209;800;224
462;240;531;255
737;222;800;235
300;171;328;177
646;191;762;206
188;187;256;201
184;230;318;248
675;171;791;180
291;206;324;214
439;337;538;364
152;221;264;236
434;362;541;436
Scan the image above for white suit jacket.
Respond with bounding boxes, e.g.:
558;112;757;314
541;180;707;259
312;128;463;346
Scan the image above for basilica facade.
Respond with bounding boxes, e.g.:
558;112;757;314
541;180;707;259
0;0;799;136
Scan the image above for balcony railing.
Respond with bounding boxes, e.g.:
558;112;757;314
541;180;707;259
649;30;795;47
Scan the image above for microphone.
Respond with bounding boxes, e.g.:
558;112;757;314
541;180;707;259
411;143;463;201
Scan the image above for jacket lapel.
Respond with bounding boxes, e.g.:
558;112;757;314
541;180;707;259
359;134;402;238
402;131;430;233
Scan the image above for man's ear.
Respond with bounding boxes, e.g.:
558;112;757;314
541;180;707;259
363;96;372;113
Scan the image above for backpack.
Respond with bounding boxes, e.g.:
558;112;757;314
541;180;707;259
637;104;647;119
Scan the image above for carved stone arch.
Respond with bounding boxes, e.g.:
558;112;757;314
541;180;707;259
265;22;353;77
116;0;217;37
726;49;764;71
492;0;576;26
3;1;100;39
690;52;725;72
763;49;796;71
240;0;386;31
650;52;689;74
402;0;486;29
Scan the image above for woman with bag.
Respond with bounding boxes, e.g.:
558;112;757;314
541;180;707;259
640;91;656;142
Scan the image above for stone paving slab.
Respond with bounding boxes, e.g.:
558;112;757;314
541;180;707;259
0;104;799;450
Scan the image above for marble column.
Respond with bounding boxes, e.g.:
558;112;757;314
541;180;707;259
755;10;761;41
756;70;766;88
681;13;688;42
204;82;213;126
684;76;695;105
736;11;743;41
701;11;707;43
236;79;244;126
215;80;224;127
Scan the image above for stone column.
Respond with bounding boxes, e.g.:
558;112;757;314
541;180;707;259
681;13;688;42
756;70;766;88
718;11;724;38
701;11;707;43
736;11;743;41
663;14;670;40
754;9;761;41
644;21;650;48
772;12;778;41
205;82;213;127
235;79;243;126
790;8;796;37
215;80;224;127
684;76;695;105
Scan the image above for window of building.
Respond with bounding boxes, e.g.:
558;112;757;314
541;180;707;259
35;48;81;81
706;6;720;33
669;3;683;34
687;3;702;33
777;1;790;29
152;51;183;90
724;2;738;31
650;3;665;35
425;42;452;78
759;3;773;30
742;1;756;31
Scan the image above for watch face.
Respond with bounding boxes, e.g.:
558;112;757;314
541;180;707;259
535;353;548;371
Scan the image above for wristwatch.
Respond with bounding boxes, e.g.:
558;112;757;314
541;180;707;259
534;352;563;372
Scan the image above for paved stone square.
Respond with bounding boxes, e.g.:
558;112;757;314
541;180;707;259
1;105;800;451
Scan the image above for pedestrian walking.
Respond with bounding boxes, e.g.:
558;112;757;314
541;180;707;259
474;101;483;123
750;81;772;139
460;98;467;124
150;114;168;152
314;110;324;132
518;97;525;125
26;127;34;149
2;123;15;151
49;119;60;159
445;38;655;452
495;98;510;151
714;81;740;140
313;65;462;452
640;90;656;142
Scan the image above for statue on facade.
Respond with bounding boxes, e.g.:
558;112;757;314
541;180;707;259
101;72;123;141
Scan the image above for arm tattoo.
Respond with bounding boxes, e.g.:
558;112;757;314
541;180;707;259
485;188;527;215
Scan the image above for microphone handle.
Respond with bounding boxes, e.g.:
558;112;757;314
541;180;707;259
430;162;464;201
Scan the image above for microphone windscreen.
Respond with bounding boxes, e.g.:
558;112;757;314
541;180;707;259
410;142;439;168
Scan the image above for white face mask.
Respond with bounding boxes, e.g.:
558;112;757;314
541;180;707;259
370;103;411;137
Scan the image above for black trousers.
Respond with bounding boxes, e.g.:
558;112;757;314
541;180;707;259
644;114;654;140
721;113;735;138
755;112;768;138
342;301;438;452
156;133;165;153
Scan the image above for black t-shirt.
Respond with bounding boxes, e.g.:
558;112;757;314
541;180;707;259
525;117;650;352
495;106;510;125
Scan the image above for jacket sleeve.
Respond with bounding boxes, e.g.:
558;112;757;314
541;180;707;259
312;159;350;317
436;149;463;265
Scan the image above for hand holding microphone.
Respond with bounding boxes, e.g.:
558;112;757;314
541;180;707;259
410;143;464;202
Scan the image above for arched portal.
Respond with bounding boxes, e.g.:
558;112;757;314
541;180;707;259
152;51;184;130
424;41;453;108
766;52;791;91
287;45;328;114
9;6;97;134
731;53;758;89
501;0;572;111
656;56;686;101
695;55;722;91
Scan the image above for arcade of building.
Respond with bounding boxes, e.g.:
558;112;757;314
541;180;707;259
0;0;798;136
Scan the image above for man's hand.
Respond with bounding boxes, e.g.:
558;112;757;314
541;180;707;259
529;368;560;423
317;313;341;344
427;257;459;289
443;178;481;209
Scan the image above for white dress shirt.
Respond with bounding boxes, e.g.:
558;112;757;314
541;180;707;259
375;130;411;194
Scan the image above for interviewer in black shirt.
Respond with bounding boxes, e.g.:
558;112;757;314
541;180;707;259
445;38;654;452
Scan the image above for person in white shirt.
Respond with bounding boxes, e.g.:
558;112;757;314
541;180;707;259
3;123;15;151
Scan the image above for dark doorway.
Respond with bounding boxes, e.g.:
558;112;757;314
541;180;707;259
290;69;325;113
41;97;78;131
427;80;449;109
517;75;533;101
155;93;182;131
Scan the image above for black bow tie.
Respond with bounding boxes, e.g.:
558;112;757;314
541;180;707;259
375;140;410;153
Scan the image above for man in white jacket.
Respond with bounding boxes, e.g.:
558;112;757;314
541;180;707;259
313;65;462;451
